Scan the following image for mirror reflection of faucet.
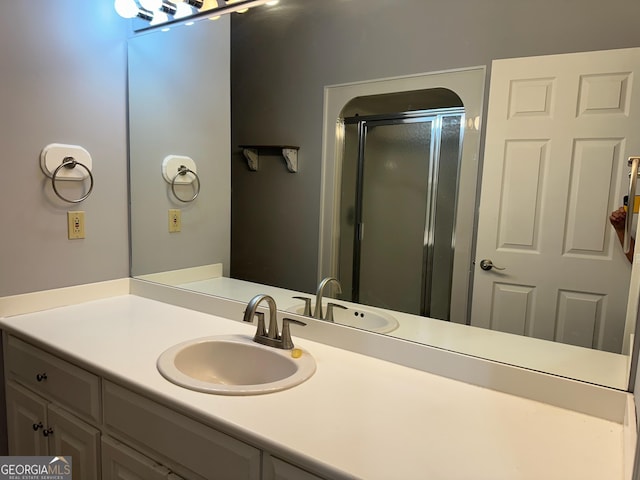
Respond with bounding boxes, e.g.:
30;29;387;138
243;294;306;350
292;296;312;316
314;277;342;319
287;298;399;333
291;277;344;322
325;302;347;323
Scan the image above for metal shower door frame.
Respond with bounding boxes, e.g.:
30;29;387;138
344;107;464;316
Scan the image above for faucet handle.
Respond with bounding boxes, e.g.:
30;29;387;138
243;310;267;337
292;296;312;316
281;318;307;350
325;303;347;322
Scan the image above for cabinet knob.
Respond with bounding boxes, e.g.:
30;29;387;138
42;427;54;437
36;373;47;382
32;422;43;431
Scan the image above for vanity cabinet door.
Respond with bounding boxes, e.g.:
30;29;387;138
263;455;327;480
103;380;261;480
6;381;48;456
102;436;171;480
6;381;100;480
47;404;100;480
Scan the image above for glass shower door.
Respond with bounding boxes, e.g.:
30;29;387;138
358;119;432;315
339;109;463;319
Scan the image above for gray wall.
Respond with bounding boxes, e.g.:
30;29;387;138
0;1;129;296
129;18;231;277
230;0;640;294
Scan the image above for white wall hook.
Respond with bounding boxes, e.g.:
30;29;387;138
40;143;92;181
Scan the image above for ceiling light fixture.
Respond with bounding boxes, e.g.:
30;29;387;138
114;0;153;19
114;0;278;31
174;2;195;18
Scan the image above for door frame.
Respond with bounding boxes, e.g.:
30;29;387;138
319;67;486;324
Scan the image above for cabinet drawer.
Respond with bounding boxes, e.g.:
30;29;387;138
102;436;170;480
5;335;101;423
103;381;261;480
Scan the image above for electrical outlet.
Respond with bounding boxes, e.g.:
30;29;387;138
67;211;85;239
169;209;181;233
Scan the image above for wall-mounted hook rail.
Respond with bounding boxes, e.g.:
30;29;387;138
239;145;300;173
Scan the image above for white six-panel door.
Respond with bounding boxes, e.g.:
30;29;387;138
472;48;640;352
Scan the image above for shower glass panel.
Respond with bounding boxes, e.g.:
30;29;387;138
338;108;464;320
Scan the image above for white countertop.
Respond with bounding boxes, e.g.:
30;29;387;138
0;294;626;480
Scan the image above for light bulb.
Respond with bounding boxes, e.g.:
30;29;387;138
174;2;195;18
114;0;140;18
266;0;279;5
139;0;163;11
201;0;220;8
150;10;169;25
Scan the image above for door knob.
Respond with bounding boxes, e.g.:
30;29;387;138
479;259;506;271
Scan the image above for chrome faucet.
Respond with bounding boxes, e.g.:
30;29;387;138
243;294;306;350
313;277;342;320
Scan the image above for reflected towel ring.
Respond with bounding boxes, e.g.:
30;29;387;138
51;157;94;204
171;165;200;203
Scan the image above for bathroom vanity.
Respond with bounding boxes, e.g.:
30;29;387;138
0;281;632;479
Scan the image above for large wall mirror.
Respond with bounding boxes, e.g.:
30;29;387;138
129;0;640;390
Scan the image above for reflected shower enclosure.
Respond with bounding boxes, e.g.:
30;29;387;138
338;108;464;320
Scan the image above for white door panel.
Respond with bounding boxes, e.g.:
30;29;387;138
472;48;640;353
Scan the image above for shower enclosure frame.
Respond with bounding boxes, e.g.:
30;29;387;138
318;67;486;326
340;107;465;318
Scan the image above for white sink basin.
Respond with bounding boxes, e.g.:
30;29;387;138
286;303;399;334
157;334;316;395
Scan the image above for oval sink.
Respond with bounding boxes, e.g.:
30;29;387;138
286;303;399;334
157;334;316;395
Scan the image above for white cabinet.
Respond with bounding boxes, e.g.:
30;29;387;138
5;335;101;423
103;380;261;480
3;333;330;480
46;403;100;480
6;381;47;455
102;436;174;480
4;335;102;479
6;382;100;480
